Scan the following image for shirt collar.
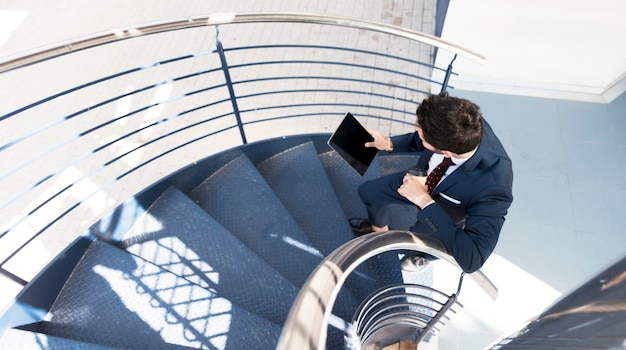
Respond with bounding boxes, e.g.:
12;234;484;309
450;147;477;167
430;147;477;168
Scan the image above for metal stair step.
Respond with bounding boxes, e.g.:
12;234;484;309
41;241;281;350
120;185;300;326
186;152;362;324
318;150;383;220
257;140;364;257
256;141;381;299
188;153;324;288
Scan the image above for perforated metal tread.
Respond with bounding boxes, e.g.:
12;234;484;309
120;186;299;325
318;150;383;220
256;140;381;301
378;153;422;176
168;149;247;194
41;241;281;350
188;154;324;288
187;153;363;319
257;141;366;256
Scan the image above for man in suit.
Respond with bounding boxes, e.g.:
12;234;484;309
350;92;513;273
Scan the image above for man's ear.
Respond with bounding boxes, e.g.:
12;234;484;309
441;150;454;158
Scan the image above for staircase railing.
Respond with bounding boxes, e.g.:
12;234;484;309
0;12;486;347
0;12;482;288
277;230;497;349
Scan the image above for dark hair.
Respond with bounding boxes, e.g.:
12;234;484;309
416;92;483;154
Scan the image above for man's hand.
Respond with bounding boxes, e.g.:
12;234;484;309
398;174;433;209
364;129;391;150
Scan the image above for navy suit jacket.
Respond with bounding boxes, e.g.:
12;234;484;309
390;119;513;273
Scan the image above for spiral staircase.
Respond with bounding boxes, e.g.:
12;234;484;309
0;13;493;349
3;11;625;350
0;133;429;349
5;127;491;349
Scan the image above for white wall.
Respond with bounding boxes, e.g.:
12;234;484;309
435;0;626;103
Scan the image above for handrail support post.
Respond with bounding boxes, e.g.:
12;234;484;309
215;26;247;144
0;267;28;286
440;53;458;93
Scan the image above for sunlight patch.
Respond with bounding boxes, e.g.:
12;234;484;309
269;233;323;257
93;263;231;349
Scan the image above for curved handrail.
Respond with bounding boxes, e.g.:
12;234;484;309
276;230;497;350
0;12;485;73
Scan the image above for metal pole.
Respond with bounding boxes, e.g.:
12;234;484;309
215;26;247;144
440;54;457;93
0;267;28;286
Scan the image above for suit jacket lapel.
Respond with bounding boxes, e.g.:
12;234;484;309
432;168;463;195
432;142;485;195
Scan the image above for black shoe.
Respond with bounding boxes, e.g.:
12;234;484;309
400;253;438;273
400;255;430;273
349;218;373;235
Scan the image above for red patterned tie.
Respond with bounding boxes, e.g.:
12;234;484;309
426;157;454;194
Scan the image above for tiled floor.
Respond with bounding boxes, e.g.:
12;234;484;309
1;1;626;349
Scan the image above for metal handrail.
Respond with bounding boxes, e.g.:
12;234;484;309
0;12;485;73
276;230;498;350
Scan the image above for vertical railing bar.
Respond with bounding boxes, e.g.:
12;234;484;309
215;26;247;144
455;272;466;296
440;53;457;93
0;267;28;286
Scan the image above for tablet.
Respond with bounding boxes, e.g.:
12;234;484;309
328;113;378;176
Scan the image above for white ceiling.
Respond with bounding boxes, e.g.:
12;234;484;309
435;0;626;103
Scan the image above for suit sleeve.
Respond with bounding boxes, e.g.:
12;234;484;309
390;132;425;153
412;184;513;273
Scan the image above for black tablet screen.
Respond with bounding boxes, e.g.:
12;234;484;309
328;113;378;176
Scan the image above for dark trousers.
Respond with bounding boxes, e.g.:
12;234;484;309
358;171;438;262
358;171;414;228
